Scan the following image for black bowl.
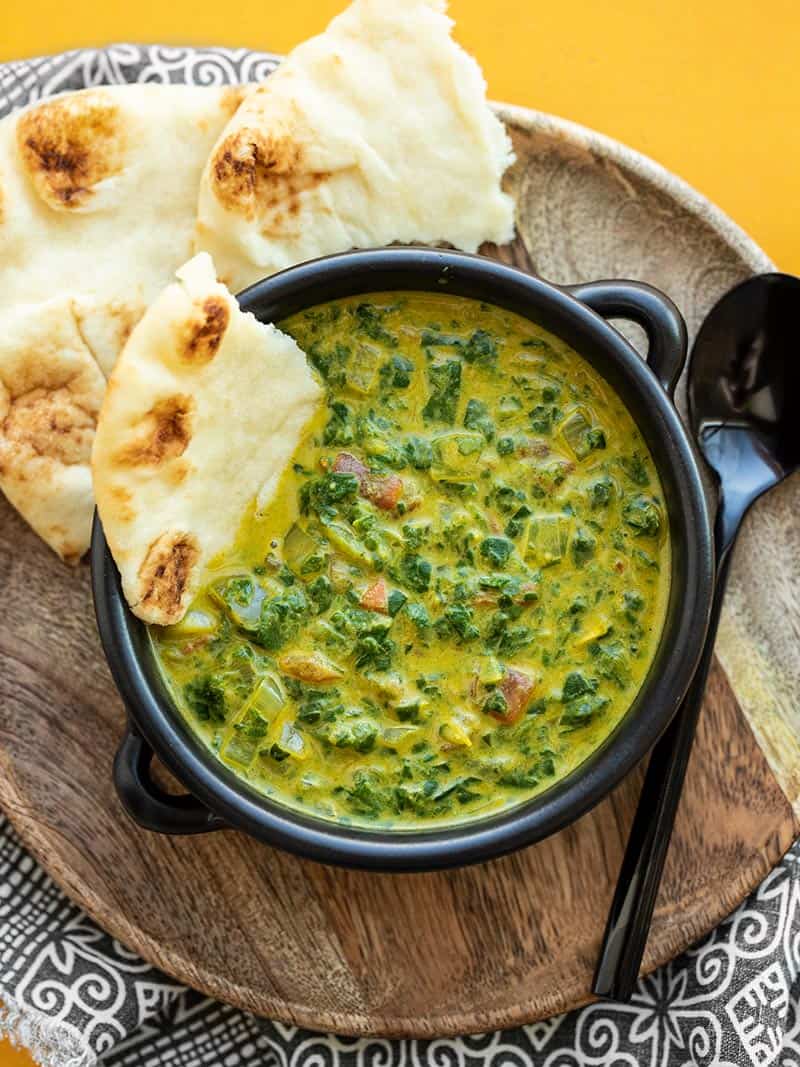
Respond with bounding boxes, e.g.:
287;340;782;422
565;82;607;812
92;248;714;871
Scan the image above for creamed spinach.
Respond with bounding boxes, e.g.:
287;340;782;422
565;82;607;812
151;292;670;827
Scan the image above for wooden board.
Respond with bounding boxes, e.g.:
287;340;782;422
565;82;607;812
0;107;797;1038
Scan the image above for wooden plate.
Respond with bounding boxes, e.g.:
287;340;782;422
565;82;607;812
1;102;798;1039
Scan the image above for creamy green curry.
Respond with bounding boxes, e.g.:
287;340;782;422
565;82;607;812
151;292;670;828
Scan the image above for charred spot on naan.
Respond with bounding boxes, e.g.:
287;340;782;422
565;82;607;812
137;531;200;624
0;385;96;472
16;90;126;211
116;395;194;466
179;296;230;363
210;125;329;225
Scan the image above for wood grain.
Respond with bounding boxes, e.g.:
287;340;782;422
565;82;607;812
0;113;795;1038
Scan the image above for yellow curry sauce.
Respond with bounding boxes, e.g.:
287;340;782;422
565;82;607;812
151;293;670;827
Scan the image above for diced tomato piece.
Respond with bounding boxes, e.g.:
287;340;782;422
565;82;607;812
367;473;403;510
360;578;389;614
332;452;402;510
277;651;343;684
333;451;368;489
494;668;536;724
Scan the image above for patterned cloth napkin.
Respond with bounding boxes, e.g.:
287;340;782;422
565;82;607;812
1;44;797;1067
0;811;797;1067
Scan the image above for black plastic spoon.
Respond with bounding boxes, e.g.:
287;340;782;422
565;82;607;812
593;272;800;1001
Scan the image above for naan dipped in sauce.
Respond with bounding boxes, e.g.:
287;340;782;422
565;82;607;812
92;253;321;624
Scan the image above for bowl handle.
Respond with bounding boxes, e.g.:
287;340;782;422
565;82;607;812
114;725;226;835
565;280;687;396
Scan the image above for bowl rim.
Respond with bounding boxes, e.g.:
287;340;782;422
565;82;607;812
92;247;714;870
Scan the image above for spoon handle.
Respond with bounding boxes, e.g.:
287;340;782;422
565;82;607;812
592;549;732;1001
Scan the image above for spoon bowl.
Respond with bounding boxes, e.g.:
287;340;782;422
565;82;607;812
689;273;800;547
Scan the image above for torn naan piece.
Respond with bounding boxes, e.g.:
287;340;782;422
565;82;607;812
0;297;106;563
195;0;515;292
92;253;322;625
0;82;246;376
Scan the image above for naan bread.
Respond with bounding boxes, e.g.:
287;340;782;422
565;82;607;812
0;82;245;375
194;0;515;292
92;253;322;625
0;82;247;561
0;297;106;563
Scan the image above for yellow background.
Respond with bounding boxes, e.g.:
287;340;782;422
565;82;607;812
0;1;797;1062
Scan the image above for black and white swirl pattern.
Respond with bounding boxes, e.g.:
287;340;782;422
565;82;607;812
0;41;794;1067
0;43;281;119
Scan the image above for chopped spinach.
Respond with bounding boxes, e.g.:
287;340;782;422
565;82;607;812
422;360;462;424
505;505;532;540
620;452;651;486
561;693;610;729
561;671;598;702
402;522;430;550
307;340;350;386
323;401;356;446
345;770;389;816
623;495;662;537
403;435;434;469
353;622;396;671
529;404;562;434
435;603;480;642
421;327;497;366
398;552;432;593
255;588;308;651
387;590;408;616
463;329;497;365
184;676;226;723
381;354;414;390
589;475;614;508
571;526;597;566
307;575;334;615
464;398;495;440
354;303;398;346
483;690;508;716
480;536;514;568
300;472;360;516
327;714;378;753
497;626;534;658
407;603;432;633
590;639;631;687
